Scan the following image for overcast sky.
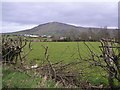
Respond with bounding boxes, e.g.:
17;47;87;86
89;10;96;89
1;1;119;33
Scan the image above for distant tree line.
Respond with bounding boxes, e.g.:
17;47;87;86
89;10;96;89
3;28;119;42
52;28;119;42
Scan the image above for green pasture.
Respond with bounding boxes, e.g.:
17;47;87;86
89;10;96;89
24;42;101;63
2;67;61;88
22;41;109;86
4;41;119;88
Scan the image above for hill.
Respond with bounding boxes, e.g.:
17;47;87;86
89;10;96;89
5;22;119;40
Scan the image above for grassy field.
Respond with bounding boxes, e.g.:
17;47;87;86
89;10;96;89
2;67;62;88
23;41;108;85
24;42;101;63
3;41;110;88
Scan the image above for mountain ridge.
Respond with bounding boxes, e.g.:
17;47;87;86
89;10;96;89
4;21;118;40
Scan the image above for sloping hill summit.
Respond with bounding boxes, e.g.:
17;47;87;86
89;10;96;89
8;22;118;40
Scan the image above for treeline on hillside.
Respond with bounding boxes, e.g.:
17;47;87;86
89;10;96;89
2;28;120;42
53;28;119;42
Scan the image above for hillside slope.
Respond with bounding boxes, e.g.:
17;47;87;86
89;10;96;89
8;22;118;40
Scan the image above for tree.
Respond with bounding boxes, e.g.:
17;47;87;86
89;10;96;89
87;28;97;41
80;32;89;40
97;27;110;40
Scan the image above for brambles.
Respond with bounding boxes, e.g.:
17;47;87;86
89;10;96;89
2;35;120;88
2;35;32;65
85;38;120;88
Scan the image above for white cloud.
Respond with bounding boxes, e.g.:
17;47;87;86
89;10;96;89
1;0;119;2
2;22;37;33
2;2;118;32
